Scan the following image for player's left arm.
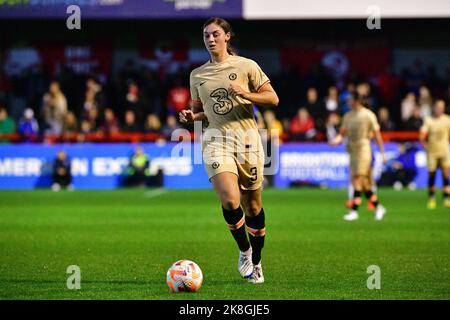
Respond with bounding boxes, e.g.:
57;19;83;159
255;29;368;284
373;128;387;164
229;60;278;107
329;116;347;146
228;82;279;107
329;128;346;146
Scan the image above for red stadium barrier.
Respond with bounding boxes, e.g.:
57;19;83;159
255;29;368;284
381;131;419;142
0;131;419;144
0;132;199;143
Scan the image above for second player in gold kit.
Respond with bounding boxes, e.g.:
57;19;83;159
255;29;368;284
420;99;450;209
341;106;380;176
330;91;387;221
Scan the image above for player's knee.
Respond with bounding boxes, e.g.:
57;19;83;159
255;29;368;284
221;195;240;211
243;201;261;217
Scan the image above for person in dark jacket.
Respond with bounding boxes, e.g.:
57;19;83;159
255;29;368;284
52;150;73;191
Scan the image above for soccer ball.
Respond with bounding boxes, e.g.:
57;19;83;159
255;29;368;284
166;260;203;293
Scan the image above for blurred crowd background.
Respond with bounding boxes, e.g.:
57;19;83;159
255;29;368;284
0;19;449;143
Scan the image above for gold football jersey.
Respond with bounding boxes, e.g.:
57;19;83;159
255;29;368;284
341;107;380;154
190;55;269;150
422;114;450;156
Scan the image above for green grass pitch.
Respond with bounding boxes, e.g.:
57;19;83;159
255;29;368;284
0;188;448;300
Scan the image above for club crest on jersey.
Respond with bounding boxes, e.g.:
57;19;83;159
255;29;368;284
212;162;220;169
229;73;237;80
210;88;233;115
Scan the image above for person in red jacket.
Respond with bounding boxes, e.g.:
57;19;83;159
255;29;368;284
289;107;316;141
166;77;190;115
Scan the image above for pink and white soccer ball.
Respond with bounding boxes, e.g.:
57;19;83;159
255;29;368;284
166;260;203;293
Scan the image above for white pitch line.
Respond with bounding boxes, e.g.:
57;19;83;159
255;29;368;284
144;188;167;198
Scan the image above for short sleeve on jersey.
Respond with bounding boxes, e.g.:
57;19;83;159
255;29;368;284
248;60;270;93
369;111;380;131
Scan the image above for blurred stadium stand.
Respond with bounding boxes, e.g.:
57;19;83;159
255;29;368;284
1;8;449;143
0;0;448;189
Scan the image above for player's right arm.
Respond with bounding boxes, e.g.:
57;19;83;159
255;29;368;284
180;70;206;124
329;116;347;146
373;128;387;164
367;111;387;163
329;129;345;146
179;100;205;123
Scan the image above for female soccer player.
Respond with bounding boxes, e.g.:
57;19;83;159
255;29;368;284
179;17;279;284
419;99;450;209
330;91;386;221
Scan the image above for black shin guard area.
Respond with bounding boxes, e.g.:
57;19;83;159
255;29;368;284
245;209;265;265
222;206;250;252
428;172;436;197
352;190;362;211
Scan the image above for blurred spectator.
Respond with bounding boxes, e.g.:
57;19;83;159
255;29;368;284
84;107;100;133
289;108;316;141
404;106;423;131
124;146;150;187
0;106;16;135
339;83;356;114
52;150;72;191
122;110;140;132
80;120;93;134
124;81;146;121
42;81;68;136
324;86;339;113
82;89;98;118
304;87;326;128
378;107;395;131
100;108;120;135
62;111;78;137
325;112;340;141
380;142;418;190
18;108;39;141
85;77;106;111
263;110;283;143
418;85;432;118
161;114;181;139
401;92;416;122
166;76;190;115
144;113;162;134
